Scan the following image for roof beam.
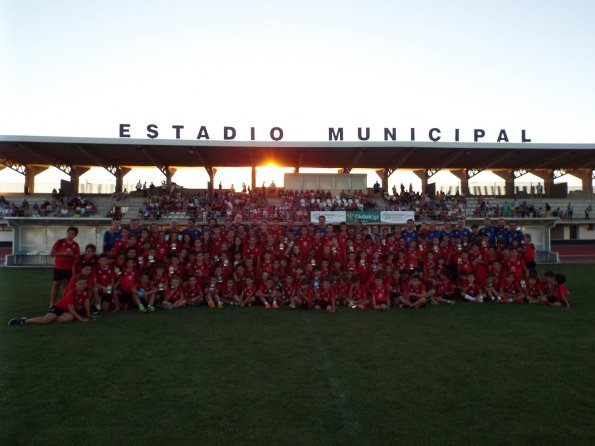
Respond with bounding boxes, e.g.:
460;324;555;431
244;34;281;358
187;146;209;167
343;148;365;172
480;150;519;173
565;152;595;170
140;147;171;176
435;149;466;168
387;147;417;175
18;143;73;175
533;150;575;169
76;144;111;167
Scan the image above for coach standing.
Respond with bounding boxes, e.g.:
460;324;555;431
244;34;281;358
49;226;80;306
103;218;122;252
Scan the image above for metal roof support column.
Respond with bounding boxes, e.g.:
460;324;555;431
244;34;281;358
204;167;215;194
70;166;90;194
375;169;389;192
413;169;429;194
496;169;516;198
251;165;257;192
451;169;470;196
114;168;131;194
572;169;593;198
24;165;48;194
165;167;177;189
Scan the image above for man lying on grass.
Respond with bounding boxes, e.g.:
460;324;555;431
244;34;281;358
8;275;94;326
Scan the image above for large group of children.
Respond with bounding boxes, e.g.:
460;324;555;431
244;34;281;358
8;216;571;326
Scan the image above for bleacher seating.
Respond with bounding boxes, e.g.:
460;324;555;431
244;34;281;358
1;191;592;222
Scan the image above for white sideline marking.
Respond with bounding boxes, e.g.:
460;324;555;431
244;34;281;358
302;314;367;444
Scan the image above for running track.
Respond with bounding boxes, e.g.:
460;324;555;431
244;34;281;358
551;245;595;263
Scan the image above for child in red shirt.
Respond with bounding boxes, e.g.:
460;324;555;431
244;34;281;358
369;273;390;310
221;278;240;306
162;276;186;309
131;272;159;312
185;276;205;306
461;273;484;303
314;277;336;313
524;275;544;304
552;274;570;308
95;254;116;312
290;278;314;309
499;273;525;303
400;275;428;308
9;275;92;326
433;271;455;305
240;277;258;307
49;226;81;306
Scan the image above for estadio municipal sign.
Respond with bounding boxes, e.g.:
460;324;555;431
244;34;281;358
119;124;531;143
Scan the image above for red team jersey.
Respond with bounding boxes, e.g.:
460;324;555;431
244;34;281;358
165;286;184;302
55;286;90;310
316;287;336;304
96;266;115;287
370;284;389;303
52;239;81;270
119;270;137;293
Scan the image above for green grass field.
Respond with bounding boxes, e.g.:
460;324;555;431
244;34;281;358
1;265;595;446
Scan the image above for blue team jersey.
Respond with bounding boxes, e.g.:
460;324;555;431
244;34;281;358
495;227;509;243
314;226;327;236
478;226;497;243
401;229;418;244
427;230;443;241
453;228;473;240
103;228;122;249
182;228;202;240
506;230;524;245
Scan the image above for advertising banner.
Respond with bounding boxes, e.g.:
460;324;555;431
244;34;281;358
379;211;415;224
346;211;381;223
309;211;414;224
310;211;346;224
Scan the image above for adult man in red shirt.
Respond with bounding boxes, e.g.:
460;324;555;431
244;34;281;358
49;226;80;306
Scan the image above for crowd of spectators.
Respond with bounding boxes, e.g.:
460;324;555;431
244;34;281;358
1;184;591;223
0;191;97;217
383;190;468;221
138;184;379;223
278;189;376;213
472;198;543;219
139;184;271;222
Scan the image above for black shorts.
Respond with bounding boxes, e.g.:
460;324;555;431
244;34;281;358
119;290;133;304
526;261;537;270
99;290;113;304
49;306;85;316
48;306;66;316
53;268;72;282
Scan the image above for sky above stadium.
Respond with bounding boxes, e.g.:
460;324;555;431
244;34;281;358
1;0;594;191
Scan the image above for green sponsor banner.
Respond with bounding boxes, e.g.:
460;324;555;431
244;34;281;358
346;210;381;223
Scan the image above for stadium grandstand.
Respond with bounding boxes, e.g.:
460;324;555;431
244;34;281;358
1;135;594;265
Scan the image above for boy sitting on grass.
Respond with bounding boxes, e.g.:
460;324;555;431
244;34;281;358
9;275;93;326
548;274;571;308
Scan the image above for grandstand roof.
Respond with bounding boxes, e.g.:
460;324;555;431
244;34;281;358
1;135;594;170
